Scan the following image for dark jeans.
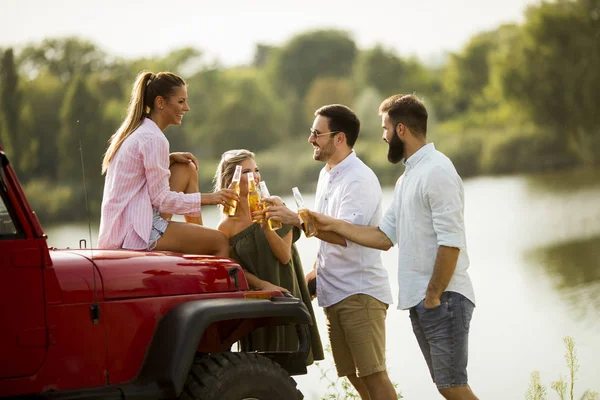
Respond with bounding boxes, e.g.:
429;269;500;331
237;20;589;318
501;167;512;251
409;291;475;389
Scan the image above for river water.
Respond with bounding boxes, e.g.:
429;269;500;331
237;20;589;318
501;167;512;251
45;167;600;399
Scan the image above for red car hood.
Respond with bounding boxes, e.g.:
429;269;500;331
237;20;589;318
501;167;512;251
61;249;246;300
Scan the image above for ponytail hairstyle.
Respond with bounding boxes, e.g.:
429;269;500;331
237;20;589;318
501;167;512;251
101;71;186;174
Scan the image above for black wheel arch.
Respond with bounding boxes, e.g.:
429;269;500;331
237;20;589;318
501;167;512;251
133;296;312;398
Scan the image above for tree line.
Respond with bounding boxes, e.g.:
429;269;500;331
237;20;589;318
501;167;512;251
1;0;598;224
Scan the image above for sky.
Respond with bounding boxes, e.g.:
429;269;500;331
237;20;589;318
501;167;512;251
1;0;541;66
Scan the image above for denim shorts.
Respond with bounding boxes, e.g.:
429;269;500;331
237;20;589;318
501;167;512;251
147;209;169;250
409;291;475;389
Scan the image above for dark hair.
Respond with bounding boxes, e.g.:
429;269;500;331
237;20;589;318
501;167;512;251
378;94;428;137
142;72;186;115
314;104;360;148
102;71;186;173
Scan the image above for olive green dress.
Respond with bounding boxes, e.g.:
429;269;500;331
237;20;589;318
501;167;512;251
229;223;324;364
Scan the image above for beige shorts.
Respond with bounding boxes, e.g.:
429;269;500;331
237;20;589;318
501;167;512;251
324;294;389;378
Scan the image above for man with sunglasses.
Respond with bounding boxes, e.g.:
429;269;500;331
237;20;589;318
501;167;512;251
269;104;396;399
310;95;478;400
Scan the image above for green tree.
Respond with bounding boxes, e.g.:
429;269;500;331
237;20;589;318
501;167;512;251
440;25;520;119
354;86;383;136
124;47;205;78
442;33;494;115
266;30;358;132
353;45;408;97
0;49;21;161
196;68;290;157
269;29;358;99
501;0;600;163
252;44;275;68
304;77;354;123
183;66;228;158
58;74;106;195
432;23;524;129
353;45;437;123
18;37;105;82
20;72;64;181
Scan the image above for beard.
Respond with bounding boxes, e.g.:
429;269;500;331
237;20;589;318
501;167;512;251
387;132;405;164
314;139;336;162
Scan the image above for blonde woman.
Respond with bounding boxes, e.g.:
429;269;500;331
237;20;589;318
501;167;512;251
98;71;238;255
214;149;324;363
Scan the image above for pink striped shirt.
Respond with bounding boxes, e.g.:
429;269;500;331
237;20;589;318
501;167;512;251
98;118;201;250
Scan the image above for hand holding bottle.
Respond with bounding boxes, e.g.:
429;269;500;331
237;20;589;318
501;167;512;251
203;189;239;208
247;172;264;224
223;165;242;216
259;181;282;231
261;199;303;227
292;187;318;237
307;211;337;232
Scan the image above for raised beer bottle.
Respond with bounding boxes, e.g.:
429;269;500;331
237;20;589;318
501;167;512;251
247;172;264;223
223;165;242;217
292;187;318;237
259;181;282;231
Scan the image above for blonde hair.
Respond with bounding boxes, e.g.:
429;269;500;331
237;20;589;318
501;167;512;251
214;149;255;213
101;71;186;174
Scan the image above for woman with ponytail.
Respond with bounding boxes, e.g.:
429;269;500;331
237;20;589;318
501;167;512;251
98;71;237;256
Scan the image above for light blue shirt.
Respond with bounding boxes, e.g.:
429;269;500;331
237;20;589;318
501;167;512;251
378;143;475;310
315;151;393;308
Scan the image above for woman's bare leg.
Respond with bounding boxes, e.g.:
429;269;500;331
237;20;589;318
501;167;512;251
155;220;229;257
161;162;203;225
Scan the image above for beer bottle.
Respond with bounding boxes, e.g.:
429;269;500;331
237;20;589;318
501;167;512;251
292;187;318;237
259;181;282;231
247;172;264;223
223;165;242;217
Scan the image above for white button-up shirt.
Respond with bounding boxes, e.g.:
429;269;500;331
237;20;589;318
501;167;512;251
379;143;475;310
315;151;393;308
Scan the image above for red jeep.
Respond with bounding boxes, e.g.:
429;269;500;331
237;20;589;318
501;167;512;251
0;147;311;399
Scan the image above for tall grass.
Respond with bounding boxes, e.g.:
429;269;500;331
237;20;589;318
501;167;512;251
526;337;598;400
315;345;403;400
